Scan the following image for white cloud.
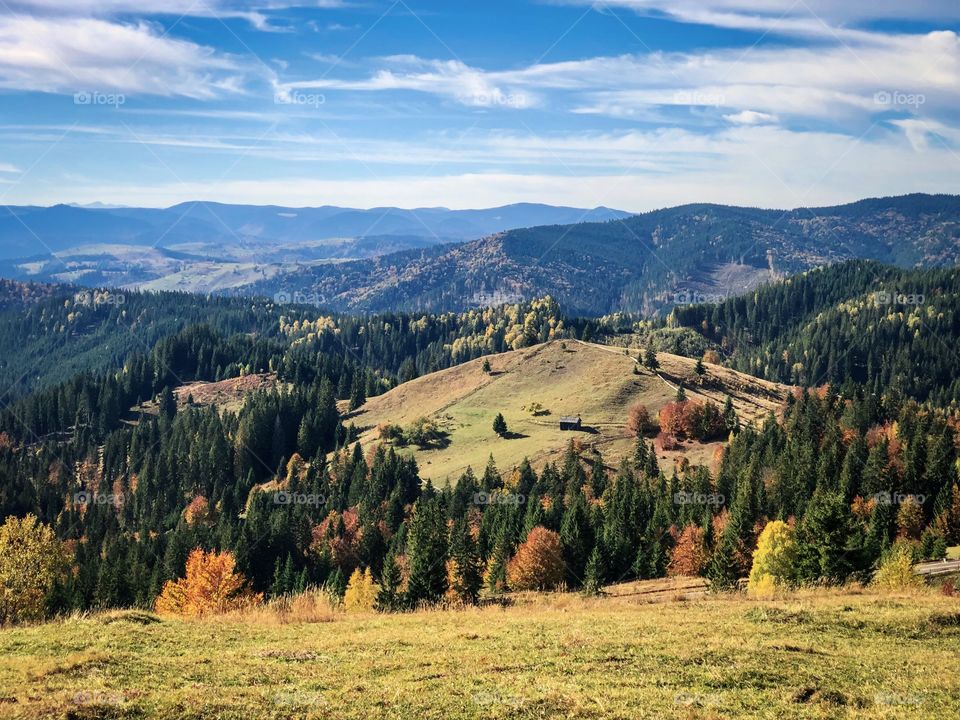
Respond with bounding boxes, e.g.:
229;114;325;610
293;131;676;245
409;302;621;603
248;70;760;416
282;57;538;109
0;163;19;173
560;1;960;38
723;110;778;125
4;1;346;30
0;16;244;97
297;31;959;126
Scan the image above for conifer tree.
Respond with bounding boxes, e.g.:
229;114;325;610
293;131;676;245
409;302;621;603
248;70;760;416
448;516;483;604
405;496;448;605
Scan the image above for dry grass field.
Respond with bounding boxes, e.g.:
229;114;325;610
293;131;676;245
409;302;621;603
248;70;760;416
343;340;792;484
1;584;958;719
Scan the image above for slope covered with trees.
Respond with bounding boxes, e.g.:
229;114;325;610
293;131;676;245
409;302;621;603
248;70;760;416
672;261;960;403
239;194;960;315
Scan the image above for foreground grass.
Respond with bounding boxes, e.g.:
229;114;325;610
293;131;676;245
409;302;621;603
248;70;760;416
0;588;958;719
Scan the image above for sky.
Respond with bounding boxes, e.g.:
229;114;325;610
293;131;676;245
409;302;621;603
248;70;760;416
0;0;958;211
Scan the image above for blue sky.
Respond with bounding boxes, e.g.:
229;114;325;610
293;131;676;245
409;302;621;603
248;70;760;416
0;0;958;210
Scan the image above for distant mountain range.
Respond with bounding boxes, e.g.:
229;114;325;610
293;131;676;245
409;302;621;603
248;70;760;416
2;194;959;315
0;201;630;290
238;193;960;315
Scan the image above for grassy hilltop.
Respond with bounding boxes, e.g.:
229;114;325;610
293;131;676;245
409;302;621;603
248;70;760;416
1;585;958;719
344;340;791;483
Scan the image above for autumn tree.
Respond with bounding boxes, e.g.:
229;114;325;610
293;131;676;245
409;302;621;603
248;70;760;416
667;524;708;577
0;514;67;625
872;541;924;591
344;567;379;612
626;402;654;438
506;527;565;591
154;548;260;617
747;521;797;596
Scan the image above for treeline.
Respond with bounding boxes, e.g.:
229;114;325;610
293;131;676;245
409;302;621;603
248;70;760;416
672;261;960;404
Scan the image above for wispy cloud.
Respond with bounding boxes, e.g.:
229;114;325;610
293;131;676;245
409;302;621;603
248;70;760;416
4;1;347;31
0;16;245;97
284;31;960;126
560;1;960;38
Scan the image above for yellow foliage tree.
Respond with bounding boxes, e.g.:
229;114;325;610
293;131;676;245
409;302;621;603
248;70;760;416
872;541;925;591
154;548;261;617
0;514;68;625
747;520;797;597
343;567;379;612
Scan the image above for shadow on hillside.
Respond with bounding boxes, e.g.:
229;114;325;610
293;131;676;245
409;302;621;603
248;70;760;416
501;431;530;440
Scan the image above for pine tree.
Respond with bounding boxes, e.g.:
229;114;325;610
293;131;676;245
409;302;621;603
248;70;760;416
376;550;403;612
405;496;448;605
493;413;508;437
694;357;706;379
723;396;739;434
560;492;593;587
448;516;483;604
581;545;604;596
643;346;659;371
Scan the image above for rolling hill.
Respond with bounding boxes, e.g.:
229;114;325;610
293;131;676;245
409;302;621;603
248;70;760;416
241;193;960;315
343;340;792;484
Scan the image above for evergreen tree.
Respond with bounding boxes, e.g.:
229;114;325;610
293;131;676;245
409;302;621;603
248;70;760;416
581;545;604;596
405;496;448;605
448;516;483;604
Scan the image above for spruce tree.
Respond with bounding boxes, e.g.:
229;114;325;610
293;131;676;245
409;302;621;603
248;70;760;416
405;496;448;605
376;550;403;612
448;516;483;604
581;545;604;596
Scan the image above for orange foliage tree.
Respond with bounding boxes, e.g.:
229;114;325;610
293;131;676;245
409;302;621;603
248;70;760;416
154;548;261;616
506;527;565;591
667;524;708;576
626;402;655;438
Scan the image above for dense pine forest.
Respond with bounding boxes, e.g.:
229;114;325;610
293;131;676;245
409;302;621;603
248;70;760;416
671;261;960;404
0;264;958;619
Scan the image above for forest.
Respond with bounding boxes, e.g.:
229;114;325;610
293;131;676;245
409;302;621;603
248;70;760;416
0;265;957;622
